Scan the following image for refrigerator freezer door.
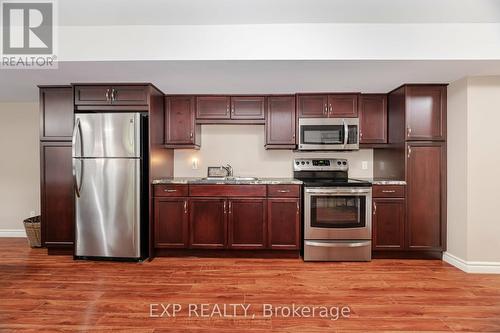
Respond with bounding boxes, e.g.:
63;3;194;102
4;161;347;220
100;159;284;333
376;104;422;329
73;113;141;158
75;158;141;258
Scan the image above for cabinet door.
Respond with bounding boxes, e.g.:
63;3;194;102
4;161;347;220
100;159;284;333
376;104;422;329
165;96;195;144
265;96;296;146
359;94;387;144
189;198;227;248
228;199;266;249
230;96;265;120
196;96;231;119
39;87;73;141
297;95;328;118
154;198;188;248
328;94;359;118
372;198;405;250
406;142;446;251
267;198;300;250
40;142;74;247
111;86;148;105
406;85;446;141
74;86;112;105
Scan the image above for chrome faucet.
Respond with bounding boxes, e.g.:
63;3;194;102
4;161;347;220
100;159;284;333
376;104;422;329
222;164;233;177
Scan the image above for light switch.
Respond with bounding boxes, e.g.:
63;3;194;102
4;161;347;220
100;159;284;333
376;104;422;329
192;157;199;170
362;161;368;170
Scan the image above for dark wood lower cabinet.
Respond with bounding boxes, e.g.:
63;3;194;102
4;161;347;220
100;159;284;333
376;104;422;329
228;199;266;249
189;198;227;249
267;198;300;250
40;142;74;249
154;198;188;248
372;198;405;250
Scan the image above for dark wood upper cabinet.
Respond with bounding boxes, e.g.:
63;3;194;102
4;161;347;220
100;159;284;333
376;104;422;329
164;96;199;146
328;94;359;118
39;86;73;141
267;198;300;250
406;142;446;251
40;142;74;247
74;85;149;106
297;94;358;118
230;96;265;120
388;84;447;143
189;198;227;249
297;95;328;118
228;199;266;249
154;197;189;248
372;198;405;251
196;96;231;119
359;94;387;144
265;95;296;148
406;85;446;141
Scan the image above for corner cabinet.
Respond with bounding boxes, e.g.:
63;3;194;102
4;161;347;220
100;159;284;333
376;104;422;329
406;142;446;251
265;95;296;149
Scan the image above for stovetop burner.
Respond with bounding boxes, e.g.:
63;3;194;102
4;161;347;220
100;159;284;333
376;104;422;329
293;158;372;188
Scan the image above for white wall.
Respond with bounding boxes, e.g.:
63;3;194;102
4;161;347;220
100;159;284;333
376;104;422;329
173;125;373;179
0;103;39;234
445;76;500;272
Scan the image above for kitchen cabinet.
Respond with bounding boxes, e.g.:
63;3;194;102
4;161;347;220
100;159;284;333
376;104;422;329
74;85;149;106
228;199;266;249
388;84;447;143
164;96;200;148
196;96;231;119
265;95;296;148
154;198;189;248
359;94;387;144
372;198;405;251
297;94;358;118
40;142;74;249
39;86;73;140
406;142;446;251
230;96;265;120
189;198;227;249
267;198;300;250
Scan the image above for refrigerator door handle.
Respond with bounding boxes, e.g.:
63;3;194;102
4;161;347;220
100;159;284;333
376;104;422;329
72;118;81;157
73;159;83;198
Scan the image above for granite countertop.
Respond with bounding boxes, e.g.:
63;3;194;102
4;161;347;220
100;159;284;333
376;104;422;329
364;178;407;185
152;177;303;185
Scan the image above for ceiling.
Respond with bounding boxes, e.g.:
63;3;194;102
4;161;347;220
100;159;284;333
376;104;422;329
2;60;500;102
58;0;500;25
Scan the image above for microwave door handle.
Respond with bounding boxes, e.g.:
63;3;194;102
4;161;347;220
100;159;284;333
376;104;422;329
343;119;348;145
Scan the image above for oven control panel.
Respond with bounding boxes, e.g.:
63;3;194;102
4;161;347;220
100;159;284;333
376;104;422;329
293;158;348;171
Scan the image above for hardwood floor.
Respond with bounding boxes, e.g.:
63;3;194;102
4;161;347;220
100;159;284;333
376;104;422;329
1;238;500;332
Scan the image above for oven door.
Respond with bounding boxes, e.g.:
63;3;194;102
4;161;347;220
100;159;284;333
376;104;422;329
304;187;372;240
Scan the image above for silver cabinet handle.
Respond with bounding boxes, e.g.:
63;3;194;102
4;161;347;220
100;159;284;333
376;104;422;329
408;146;412;158
229;201;232;214
382;190;396;193
223;201;227;214
323;104;327;115
111;88;117;101
190;132;193;139
373;202;377;215
184;201;188;214
226;106;230;114
407;127;412;136
231;106;235;115
164;189;177;192
277;190;290;193
105;89;110;101
296;202;299;214
329;104;333;115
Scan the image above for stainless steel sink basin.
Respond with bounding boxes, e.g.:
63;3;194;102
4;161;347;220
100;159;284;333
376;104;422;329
200;176;258;182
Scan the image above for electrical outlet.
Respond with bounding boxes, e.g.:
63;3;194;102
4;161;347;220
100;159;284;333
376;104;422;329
192;158;199;170
361;161;368;170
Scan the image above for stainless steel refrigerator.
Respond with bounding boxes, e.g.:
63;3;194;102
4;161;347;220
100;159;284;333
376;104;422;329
72;112;147;260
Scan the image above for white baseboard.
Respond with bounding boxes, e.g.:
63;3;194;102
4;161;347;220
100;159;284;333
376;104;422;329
443;252;500;274
0;229;27;238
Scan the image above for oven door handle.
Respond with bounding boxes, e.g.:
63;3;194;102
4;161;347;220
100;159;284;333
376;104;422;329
305;240;370;248
305;188;371;195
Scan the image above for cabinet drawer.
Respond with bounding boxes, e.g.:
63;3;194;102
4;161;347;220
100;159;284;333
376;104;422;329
189;185;266;197
373;185;405;198
267;185;300;197
154;184;189;197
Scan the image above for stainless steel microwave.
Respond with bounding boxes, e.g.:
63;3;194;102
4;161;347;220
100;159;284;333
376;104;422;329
298;118;359;151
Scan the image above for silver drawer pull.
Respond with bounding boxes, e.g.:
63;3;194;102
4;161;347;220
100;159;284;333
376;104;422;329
382;190;396;193
277;190;290;193
164;189;177;192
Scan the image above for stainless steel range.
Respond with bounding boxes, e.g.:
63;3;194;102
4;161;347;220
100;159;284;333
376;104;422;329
294;158;372;261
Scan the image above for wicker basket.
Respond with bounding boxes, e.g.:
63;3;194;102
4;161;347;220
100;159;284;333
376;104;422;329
23;216;41;248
